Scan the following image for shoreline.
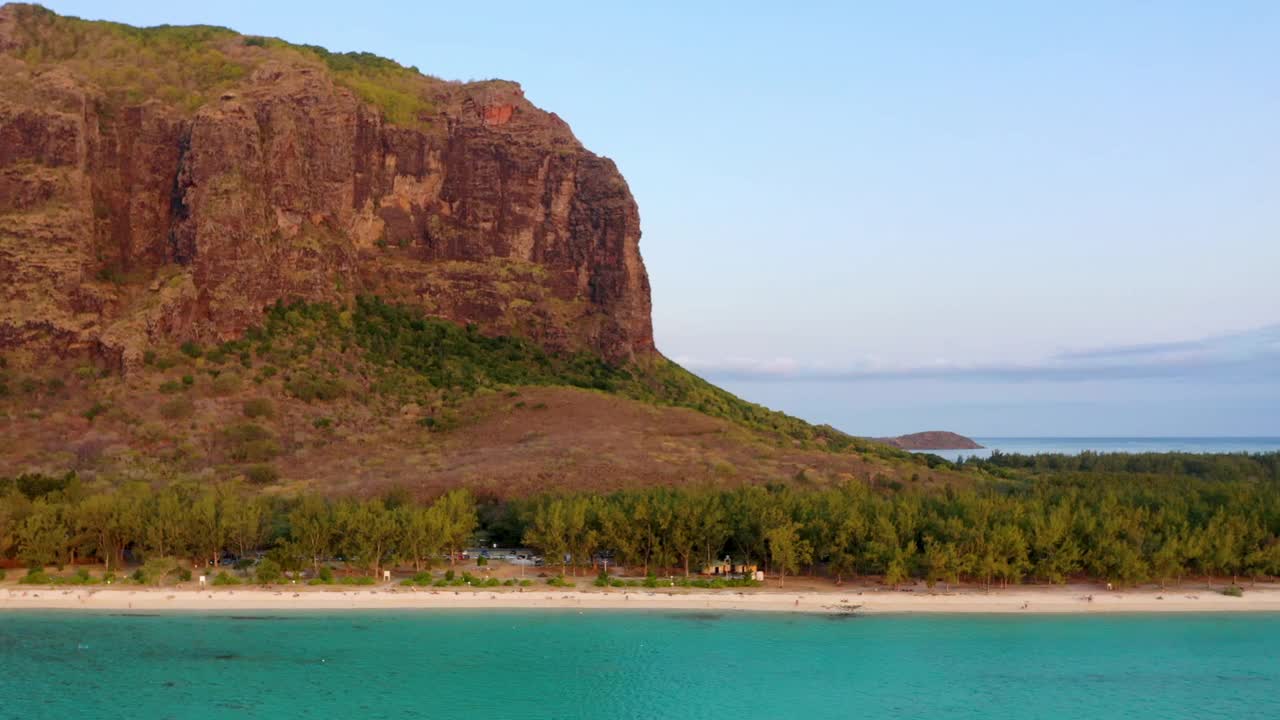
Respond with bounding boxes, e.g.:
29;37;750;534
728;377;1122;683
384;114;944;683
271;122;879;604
4;585;1279;615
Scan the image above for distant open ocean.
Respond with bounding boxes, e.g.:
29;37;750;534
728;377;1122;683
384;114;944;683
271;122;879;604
917;437;1280;462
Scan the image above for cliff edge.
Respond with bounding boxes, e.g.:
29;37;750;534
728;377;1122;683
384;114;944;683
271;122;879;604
0;4;653;371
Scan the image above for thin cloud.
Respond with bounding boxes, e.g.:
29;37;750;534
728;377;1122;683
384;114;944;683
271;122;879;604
682;324;1280;384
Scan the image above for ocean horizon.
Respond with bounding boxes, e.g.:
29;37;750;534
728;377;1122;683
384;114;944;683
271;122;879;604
913;436;1280;462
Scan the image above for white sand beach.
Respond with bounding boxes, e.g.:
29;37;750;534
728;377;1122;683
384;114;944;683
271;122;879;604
4;584;1279;615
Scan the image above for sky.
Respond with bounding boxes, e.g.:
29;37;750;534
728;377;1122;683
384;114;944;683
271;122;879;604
43;1;1280;436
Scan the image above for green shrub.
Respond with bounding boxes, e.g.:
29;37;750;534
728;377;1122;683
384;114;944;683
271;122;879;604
139;558;172;585
0;569;6;582
243;463;279;485
285;373;345;402
255;558;283;584
210;372;241;396
546;575;575;588
19;569;50;584
223;423;280;462
212;571;241;586
158;380;184;394
476;556;488;566
160;396;195;420
518;579;533;587
175;566;192;582
83;401;110;422
233;558;254;571
223;422;270;443
242;398;274;418
143;350;157;366
180;341;203;358
318;566;334;583
313;417;333;429
181;374;195;387
237;439;281;462
444;569;455;581
1222;585;1244;597
337;575;375;586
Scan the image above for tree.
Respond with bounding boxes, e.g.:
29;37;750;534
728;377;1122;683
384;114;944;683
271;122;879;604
564;495;599;576
0;490;32;561
1029;501;1081;584
436;489;477;566
598;495;642;571
991;524;1030;588
667;490;701;577
187;487;228;567
882;541;916;589
922;536;960;591
692;490;730;570
75;487;143;571
339;498;400;576
289;495;335;575
765;522;812;588
398;504;443;572
18;500;69;569
143;485;190;561
523;497;572;575
1149;531;1187;589
224;493;269;560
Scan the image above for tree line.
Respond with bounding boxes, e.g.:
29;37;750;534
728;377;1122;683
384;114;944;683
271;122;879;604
505;473;1280;588
0;474;475;578
4;460;1280;588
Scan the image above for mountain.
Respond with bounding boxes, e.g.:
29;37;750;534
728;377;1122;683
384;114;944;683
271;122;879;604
0;5;953;495
0;3;650;369
878;432;983;451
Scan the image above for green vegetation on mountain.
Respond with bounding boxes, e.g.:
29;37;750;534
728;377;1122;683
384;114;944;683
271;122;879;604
237;298;911;460
5;3;437;124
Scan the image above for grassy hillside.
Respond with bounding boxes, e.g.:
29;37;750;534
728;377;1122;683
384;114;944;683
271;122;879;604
0;298;942;497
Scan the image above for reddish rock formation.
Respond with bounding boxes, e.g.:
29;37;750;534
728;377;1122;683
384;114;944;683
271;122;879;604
0;4;653;371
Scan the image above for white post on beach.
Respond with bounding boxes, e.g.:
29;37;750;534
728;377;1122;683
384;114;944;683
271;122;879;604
383;570;391;583
198;575;207;589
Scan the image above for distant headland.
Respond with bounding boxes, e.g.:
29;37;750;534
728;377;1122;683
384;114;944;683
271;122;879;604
877;431;984;450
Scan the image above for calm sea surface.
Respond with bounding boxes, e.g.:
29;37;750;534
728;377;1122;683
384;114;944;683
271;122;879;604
917;436;1280;462
1;611;1277;719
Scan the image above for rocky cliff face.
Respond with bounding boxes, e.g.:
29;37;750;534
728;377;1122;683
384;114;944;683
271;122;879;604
0;4;653;371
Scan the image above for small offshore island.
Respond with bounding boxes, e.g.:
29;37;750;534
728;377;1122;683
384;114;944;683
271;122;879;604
876;431;985;451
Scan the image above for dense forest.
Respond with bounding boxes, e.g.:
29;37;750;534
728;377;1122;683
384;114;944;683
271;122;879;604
3;452;1279;589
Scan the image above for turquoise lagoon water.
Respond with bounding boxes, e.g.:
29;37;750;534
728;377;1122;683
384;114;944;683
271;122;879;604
2;611;1278;719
